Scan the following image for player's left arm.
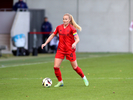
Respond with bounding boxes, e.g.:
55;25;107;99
72;33;80;49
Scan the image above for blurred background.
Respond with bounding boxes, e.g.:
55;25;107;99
0;0;133;57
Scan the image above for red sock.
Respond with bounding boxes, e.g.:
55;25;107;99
54;67;62;81
74;66;84;78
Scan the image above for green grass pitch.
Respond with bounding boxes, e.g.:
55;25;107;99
0;53;133;100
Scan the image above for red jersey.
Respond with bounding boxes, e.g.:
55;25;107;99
53;24;77;54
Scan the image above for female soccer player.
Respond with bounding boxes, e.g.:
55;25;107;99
41;13;89;87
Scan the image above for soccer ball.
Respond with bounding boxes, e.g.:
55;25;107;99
42;78;52;88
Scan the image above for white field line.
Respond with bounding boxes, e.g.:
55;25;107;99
0;77;133;80
0;54;119;68
0;55;54;62
0;61;54;68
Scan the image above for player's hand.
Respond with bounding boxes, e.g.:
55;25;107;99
72;43;76;49
41;44;46;49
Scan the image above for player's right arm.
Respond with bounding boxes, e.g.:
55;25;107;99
41;33;55;49
41;26;59;49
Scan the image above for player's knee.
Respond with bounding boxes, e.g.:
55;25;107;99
72;66;77;70
54;66;60;69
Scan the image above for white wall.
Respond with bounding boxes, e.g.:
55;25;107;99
11;12;30;50
0;12;15;34
0;12;16;53
129;0;133;52
13;0;133;52
79;0;129;52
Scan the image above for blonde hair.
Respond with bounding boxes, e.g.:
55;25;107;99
64;13;82;31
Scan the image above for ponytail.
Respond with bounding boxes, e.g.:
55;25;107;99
64;13;82;31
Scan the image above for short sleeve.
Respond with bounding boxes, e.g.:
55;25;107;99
71;26;77;36
53;26;58;35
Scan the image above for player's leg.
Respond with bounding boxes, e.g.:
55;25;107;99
54;58;64;87
70;60;83;77
70;60;89;86
67;52;89;86
54;51;65;87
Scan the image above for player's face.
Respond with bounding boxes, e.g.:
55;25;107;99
63;15;70;26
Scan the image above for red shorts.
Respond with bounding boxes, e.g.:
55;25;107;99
55;51;76;62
